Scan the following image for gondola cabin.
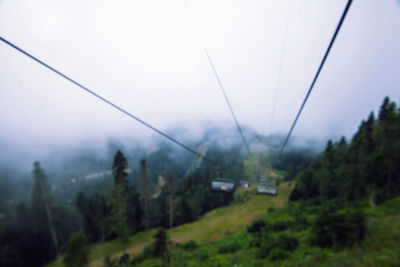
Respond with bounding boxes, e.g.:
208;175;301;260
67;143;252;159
211;178;235;192
239;180;250;188
257;183;277;195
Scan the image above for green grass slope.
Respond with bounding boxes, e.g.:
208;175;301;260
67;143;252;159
132;197;400;267
50;182;293;267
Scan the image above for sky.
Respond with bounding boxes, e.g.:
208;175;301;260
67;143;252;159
0;0;400;161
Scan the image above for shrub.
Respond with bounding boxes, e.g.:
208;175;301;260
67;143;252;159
250;236;262;248
268;248;288;261
131;244;154;264
271;220;292;232
218;241;240;254
248;220;267;234
234;191;251;204
259;237;275;258
313;205;366;248
181;240;198;250
259;233;298;259
293;214;309;231
63;231;88;267
275;234;299;252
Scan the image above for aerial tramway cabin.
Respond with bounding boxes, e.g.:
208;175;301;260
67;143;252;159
239;180;250;188
211;178;235;192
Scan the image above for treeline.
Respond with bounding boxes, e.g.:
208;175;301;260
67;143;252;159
76;150;240;244
287;96;400;248
0;162;81;266
270;148;317;181
290;96;400;203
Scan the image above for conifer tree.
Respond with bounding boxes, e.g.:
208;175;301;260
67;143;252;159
153;228;170;266
166;171;174;228
111;151;129;255
31;161;58;260
113;150;128;186
140;158;151;230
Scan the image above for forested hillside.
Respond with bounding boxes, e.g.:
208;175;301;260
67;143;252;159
290;96;400;203
1;97;399;267
0;134;250;266
116;97;400;266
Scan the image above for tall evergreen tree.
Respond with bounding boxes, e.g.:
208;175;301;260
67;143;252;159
111;151;129;255
153;228;170;266
113;150;128;186
166;171;174;228
139;158;151;230
31;161;58;261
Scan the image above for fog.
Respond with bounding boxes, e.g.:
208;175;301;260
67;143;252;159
1;0;399;176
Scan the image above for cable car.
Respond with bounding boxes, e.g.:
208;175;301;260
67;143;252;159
211;178;235;192
257;183;277;195
239;180;250;188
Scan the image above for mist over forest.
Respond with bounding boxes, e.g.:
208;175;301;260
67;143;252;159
1;97;399;267
0;124;322;212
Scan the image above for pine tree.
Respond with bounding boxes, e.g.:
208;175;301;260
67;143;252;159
111;151;129;255
31;161;58;260
375;97;399;196
139;158;151;230
153;228;170;266
166;171;174;228
378;96;391;121
113;150;128;186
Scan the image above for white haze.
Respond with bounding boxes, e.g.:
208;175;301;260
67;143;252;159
0;0;399;165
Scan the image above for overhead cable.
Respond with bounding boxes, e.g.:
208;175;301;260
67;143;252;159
269;0;292;133
279;0;354;154
0;35;219;167
203;47;251;155
183;0;251;155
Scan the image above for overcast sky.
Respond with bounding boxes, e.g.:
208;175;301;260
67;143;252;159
1;0;400;159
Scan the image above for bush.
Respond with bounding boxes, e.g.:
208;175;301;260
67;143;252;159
248;220;267;234
234;191;251;204
259;237;275;258
313;205;366;248
250;236;262;248
181;240;198;250
293;214;309;231
275;234;299;252
63;231;88;267
268;248;288;261
259;233;298;259
271;220;292;232
131;244;154;264
218;241;240;254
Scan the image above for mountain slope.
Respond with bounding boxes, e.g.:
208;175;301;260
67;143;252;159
50;182;292;267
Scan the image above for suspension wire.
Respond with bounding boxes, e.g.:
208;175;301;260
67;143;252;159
279;0;353;155
182;0;251;155
203;47;251;155
269;0;292;134
0;35;219;167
